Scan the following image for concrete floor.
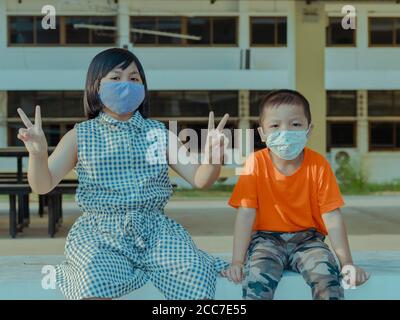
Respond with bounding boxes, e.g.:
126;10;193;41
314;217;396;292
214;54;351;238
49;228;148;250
1;196;400;255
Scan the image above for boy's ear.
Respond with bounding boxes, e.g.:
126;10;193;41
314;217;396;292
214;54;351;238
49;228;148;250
257;126;266;142
307;123;314;138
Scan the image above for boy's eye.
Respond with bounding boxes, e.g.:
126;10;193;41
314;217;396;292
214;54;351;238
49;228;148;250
111;76;119;80
270;124;279;128
131;78;139;81
293;123;302;126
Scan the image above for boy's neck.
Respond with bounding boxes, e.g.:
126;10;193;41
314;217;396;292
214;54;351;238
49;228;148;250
268;148;305;175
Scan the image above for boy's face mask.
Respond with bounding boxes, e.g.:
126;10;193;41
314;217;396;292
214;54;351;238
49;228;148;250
99;81;145;115
265;126;310;160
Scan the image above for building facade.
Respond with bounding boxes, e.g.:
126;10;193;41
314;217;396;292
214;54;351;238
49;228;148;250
1;0;400;183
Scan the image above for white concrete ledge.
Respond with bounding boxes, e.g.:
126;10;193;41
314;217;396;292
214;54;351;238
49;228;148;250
0;252;399;300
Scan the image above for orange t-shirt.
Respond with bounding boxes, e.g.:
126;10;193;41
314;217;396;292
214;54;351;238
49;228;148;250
228;147;345;235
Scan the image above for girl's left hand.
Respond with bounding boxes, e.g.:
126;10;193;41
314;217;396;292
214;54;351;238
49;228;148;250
221;262;244;284
204;111;229;164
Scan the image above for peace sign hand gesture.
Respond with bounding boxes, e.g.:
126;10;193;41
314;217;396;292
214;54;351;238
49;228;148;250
17;105;48;157
204;111;229;164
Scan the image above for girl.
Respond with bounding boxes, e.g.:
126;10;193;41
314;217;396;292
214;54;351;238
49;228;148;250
16;48;230;300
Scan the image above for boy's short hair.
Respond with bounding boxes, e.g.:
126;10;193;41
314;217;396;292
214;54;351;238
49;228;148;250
258;89;312;126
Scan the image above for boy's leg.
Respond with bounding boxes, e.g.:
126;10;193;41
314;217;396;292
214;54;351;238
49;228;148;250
288;230;344;300
242;232;286;300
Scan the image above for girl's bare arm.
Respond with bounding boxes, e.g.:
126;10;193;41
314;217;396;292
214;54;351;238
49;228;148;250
17;106;77;194
168;111;229;189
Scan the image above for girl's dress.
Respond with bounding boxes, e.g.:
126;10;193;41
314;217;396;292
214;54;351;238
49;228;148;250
55;110;229;299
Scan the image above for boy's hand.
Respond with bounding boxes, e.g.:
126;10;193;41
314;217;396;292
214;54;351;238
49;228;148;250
204;111;229;164
221;262;244;284
341;264;370;287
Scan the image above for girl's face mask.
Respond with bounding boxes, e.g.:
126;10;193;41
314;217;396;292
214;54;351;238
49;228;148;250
99;81;145;115
265;125;310;160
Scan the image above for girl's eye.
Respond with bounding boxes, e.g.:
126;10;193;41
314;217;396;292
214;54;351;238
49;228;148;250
293;123;302;127
131;78;139;81
111;76;119;80
270;124;278;128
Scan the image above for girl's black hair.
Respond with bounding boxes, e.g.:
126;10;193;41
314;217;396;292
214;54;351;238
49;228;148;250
83;47;149;119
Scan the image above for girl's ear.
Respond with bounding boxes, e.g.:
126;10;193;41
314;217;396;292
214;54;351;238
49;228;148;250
257;126;266;142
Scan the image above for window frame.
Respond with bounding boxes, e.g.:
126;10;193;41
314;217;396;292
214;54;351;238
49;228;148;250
326;120;357;151
249;16;287;47
130;16;238;47
326;16;356;47
368;121;400;151
8;15;117;47
368;17;400;47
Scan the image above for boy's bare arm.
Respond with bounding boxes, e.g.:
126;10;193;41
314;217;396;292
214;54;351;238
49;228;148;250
232;207;256;264
322;208;353;266
223;207;256;283
322;208;370;286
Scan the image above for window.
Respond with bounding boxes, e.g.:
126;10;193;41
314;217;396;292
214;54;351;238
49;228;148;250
369;17;400;46
7;91;85;146
9;16;34;44
249;91;271;116
7;91;85;118
326;17;356;46
187;18;210;45
212;18;236;44
175;121;238;154
8;16;116;46
327;122;356;149
369;122;400;150
157;17;182;45
327;91;357;116
368;91;400;116
36;16;60;44
250;121;265;151
130;16;237;46
250;17;287;46
149;91;238;117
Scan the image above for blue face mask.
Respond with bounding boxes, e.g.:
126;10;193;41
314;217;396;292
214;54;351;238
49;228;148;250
99;81;145;115
266;126;310;160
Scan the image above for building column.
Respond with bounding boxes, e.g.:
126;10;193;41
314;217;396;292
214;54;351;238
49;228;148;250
117;0;131;49
238;0;250;49
0;0;6;51
288;0;327;155
357;90;369;155
238;90;250;130
0;91;7;148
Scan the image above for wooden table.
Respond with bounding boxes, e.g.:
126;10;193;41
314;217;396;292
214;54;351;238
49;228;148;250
0;146;55;229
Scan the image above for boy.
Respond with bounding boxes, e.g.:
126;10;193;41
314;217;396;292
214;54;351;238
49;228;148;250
222;89;369;300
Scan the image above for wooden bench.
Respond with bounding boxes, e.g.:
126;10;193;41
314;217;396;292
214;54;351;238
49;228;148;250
46;183;78;237
0;184;31;238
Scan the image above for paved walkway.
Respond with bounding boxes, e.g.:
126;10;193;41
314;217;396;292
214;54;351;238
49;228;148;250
1;195;400;255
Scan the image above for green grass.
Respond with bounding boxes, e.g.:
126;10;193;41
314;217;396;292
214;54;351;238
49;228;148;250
171;184;234;199
338;180;400;195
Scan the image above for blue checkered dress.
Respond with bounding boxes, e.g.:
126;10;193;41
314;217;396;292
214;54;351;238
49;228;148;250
55;110;229;300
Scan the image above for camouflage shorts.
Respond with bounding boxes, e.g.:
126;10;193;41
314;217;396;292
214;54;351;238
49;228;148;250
242;228;344;300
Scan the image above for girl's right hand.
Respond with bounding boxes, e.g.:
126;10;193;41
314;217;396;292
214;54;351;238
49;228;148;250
17;105;48;156
221;262;244;284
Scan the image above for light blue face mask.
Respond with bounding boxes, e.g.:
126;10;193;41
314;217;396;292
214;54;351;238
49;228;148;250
99;81;145;115
266;126;310;160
